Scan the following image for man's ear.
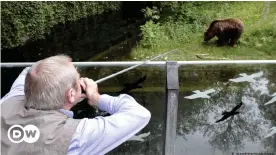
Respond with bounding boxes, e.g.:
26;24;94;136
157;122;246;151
67;88;76;104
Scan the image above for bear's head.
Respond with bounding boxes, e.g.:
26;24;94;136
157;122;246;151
204;31;215;42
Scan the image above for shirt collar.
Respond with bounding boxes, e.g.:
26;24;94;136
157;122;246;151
59;109;74;118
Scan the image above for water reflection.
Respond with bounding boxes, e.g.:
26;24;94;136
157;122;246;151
215;102;242;123
266;127;276;138
128;132;151;142
264;93;276;105
229;71;264;83
184;88;216;99
117;76;147;94
177;65;276;155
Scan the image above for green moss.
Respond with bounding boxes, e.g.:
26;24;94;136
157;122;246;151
1;1;121;49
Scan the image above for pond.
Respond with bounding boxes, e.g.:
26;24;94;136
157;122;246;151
176;64;276;155
70;64;276;155
1;64;276;155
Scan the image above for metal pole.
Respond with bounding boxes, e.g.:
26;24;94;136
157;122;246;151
95;49;179;83
1;60;276;68
177;60;276;65
163;61;179;155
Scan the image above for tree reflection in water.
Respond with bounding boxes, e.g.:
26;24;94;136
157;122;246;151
177;67;276;154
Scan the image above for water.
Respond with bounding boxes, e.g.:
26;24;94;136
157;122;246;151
175;64;276;155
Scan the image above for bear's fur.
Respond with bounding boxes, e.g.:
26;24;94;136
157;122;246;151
204;18;244;47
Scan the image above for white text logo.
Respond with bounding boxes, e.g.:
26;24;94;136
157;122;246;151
7;124;40;143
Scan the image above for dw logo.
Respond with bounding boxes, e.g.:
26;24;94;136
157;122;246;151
7;124;40;143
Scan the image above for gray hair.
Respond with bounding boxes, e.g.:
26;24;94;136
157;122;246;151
24;55;79;110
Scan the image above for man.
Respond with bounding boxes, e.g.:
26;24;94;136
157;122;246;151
1;55;151;155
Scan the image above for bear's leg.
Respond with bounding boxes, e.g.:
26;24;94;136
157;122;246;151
217;37;228;46
230;35;242;47
216;39;222;46
229;32;242;47
229;39;237;47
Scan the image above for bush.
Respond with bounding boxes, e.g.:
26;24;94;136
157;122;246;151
1;1;121;49
139;2;217;48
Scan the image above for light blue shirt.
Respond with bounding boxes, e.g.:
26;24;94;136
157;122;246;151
1;67;151;155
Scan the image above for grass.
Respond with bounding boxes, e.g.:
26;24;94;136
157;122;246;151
130;2;276;61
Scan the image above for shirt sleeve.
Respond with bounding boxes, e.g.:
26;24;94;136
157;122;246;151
67;94;151;155
0;67;30;104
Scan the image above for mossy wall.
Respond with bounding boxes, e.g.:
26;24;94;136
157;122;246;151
1;1;121;49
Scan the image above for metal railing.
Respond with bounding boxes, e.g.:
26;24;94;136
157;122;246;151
1;60;276;155
1;60;276;67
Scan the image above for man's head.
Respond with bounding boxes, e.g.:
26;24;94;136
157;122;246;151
24;55;82;110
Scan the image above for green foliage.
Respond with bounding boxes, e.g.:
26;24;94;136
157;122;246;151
134;2;276;60
1;1;121;49
241;13;276;55
140;21;168;48
142;6;160;20
243;27;275;46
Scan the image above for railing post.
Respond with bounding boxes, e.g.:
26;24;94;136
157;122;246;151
163;61;179;155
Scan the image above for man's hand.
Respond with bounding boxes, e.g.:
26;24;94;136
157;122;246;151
80;78;100;107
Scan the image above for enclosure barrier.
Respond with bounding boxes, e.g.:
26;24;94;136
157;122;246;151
1;60;276;155
1;60;276;67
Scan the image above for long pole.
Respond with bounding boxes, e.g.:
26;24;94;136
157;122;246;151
94;49;179;84
2;60;276;68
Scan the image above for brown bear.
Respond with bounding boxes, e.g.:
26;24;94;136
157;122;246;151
204;18;244;47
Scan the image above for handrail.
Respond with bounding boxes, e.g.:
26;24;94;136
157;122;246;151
1;60;276;67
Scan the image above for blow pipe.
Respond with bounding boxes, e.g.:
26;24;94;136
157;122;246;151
95;49;179;84
78;49;179;103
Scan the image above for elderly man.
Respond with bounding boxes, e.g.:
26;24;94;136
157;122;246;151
1;55;151;155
